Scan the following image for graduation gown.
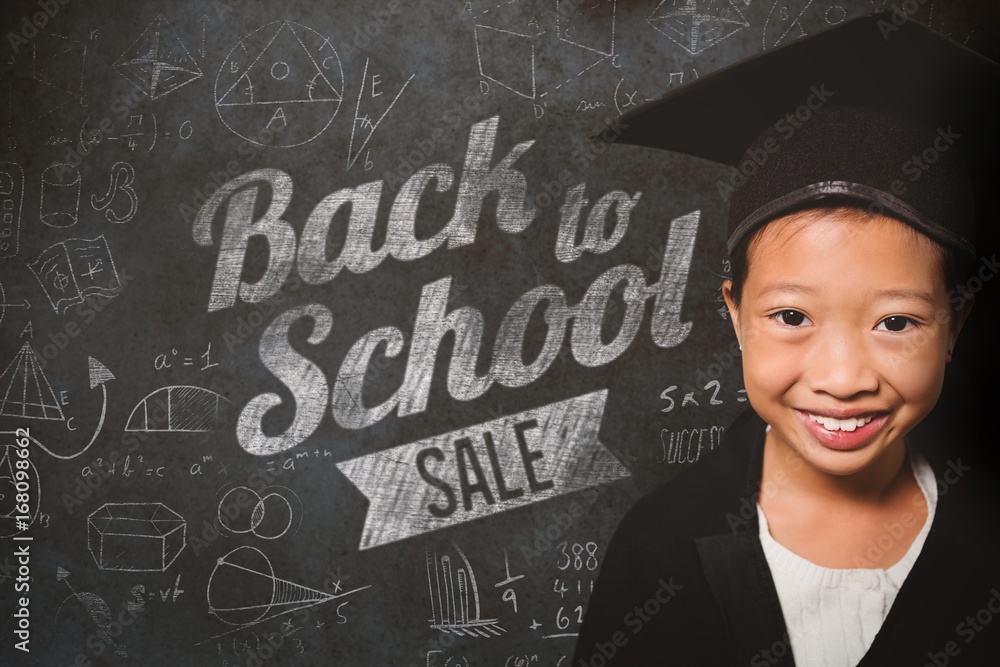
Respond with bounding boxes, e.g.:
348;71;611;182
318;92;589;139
573;406;1000;666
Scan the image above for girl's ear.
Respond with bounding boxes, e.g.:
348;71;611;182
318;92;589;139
721;280;742;348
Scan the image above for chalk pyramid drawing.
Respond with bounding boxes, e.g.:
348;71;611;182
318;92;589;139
113;14;203;100
647;0;750;55
208;546;336;627
124;385;231;432
0;342;65;421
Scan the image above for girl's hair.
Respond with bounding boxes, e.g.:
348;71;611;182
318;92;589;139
727;199;977;311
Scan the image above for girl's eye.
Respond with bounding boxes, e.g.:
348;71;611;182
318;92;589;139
876;315;920;332
769;309;811;327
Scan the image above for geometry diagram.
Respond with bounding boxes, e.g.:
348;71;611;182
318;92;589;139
208;546;369;628
647;0;751;55
0;163;24;258
125;385;231;432
40;163;81;227
473;0;616;102
426;544;505;637
762;0;853;50
30;33;87;116
217;485;302;540
113;14;204;101
57;569;127;658
347;57;414;169
215;21;344;148
0;443;41;538
28;235;122;315
0;342;65;421
88;502;186;572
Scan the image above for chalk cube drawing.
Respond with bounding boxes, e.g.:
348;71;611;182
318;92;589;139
88;502;186;572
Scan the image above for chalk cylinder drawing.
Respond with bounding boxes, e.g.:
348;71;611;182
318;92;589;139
40;163;82;227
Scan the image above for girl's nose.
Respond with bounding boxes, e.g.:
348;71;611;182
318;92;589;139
805;329;880;399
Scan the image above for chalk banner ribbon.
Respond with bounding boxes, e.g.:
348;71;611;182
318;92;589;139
337;389;630;550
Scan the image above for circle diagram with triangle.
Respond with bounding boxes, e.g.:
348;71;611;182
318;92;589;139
215;21;344;148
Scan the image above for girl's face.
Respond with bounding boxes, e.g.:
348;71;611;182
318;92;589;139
722;209;968;477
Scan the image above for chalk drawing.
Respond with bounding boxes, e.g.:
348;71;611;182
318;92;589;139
1;355;114;460
90;162;138;223
30;33;87;115
124;385;231;432
207;546;371;629
556;0;615;57
113;14;204;100
39;163;81;227
88;502;187;572
0;280;29;329
28;235;122;314
216;484;302;540
473;0;617;104
0;163;23;258
426;544;505;637
347;58;414;169
647;0;751;55
763;0;813;48
0;443;40;538
0;342;64;421
215;21;344;147
427;653;471;667
107;111;160;152
57;568;127;657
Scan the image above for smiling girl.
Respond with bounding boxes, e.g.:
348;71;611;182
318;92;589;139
574;11;1000;667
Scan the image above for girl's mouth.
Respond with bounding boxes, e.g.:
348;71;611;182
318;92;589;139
794;409;890;450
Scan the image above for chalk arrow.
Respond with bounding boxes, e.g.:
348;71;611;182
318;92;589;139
89;357;115;388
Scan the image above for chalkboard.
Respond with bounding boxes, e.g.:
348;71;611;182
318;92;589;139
1;1;997;665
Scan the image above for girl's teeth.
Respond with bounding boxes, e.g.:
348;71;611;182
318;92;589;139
808;413;875;432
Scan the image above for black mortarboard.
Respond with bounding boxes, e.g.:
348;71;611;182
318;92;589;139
601;11;1000;260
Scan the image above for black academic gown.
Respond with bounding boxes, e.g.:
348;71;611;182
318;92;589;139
573;406;1000;666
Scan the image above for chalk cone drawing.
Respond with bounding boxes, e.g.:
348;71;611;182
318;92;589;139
88;502;186;572
0;342;65;421
29;235;122;314
113;14;204;100
208;546;370;628
647;0;751;54
125;385;231;432
426;545;505;638
0;163;24;258
215;21;344;147
0;443;41;538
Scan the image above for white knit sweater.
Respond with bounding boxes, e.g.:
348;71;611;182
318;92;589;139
756;445;937;667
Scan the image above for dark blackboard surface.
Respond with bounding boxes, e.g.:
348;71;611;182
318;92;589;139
0;1;997;665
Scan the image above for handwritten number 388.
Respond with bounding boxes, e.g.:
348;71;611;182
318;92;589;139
556;541;598;571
